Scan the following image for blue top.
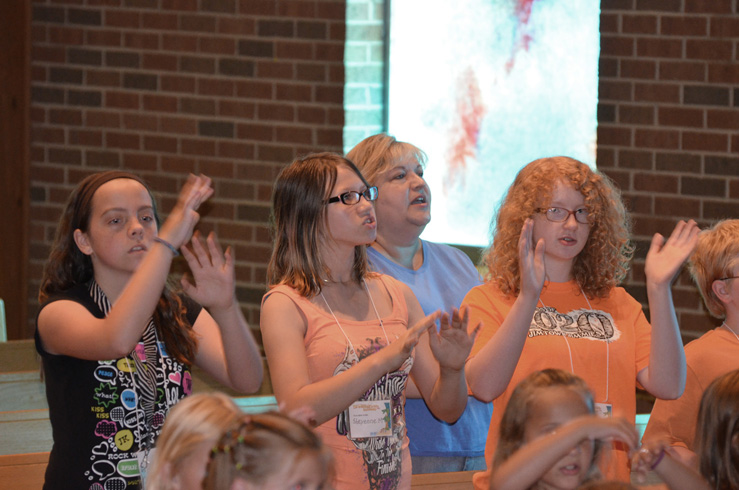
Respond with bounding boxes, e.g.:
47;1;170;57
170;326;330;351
368;241;492;457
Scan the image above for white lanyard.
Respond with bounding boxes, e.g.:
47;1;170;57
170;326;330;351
538;285;610;403
722;322;739;342
319;279;392;387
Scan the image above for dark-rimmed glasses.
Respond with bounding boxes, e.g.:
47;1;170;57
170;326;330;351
718;276;739;281
537;207;590;224
327;186;378;205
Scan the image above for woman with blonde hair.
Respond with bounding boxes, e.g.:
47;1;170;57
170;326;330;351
347;133;491;474
463;156;699;487
146;392;243;490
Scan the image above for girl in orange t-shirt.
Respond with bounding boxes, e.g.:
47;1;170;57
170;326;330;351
463;156;699;487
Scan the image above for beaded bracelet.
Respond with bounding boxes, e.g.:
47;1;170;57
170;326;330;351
153;237;180;257
650;448;665;470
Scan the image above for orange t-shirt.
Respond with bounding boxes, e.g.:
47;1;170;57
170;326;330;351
464;280;651;489
264;275;413;490
643;326;739;451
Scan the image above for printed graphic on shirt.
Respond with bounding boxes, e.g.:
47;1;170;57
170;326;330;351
83;347;188;490
334;337;413;490
529;306;621;342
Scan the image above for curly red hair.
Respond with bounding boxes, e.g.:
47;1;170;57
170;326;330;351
485;156;633;299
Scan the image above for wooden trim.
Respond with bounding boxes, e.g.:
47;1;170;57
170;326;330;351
0;0;30;340
411;470;475;489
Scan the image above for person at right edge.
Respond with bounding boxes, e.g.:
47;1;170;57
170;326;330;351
642;219;739;468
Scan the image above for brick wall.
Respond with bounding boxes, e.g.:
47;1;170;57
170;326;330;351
597;0;739;342
27;0;739;345
27;0;346;338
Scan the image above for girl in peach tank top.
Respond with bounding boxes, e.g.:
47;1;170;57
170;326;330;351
260;153;480;490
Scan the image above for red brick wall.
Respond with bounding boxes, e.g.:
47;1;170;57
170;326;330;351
27;0;738;345
28;0;346;338
598;0;739;341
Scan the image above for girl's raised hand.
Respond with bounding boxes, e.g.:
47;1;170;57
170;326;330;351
630;439;667;483
180;231;235;310
381;311;442;371
428;306;480;372
158;174;214;249
645;219;700;287
570;415;639;449
519;218;546;299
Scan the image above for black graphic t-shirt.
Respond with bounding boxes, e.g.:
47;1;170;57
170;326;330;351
35;283;201;490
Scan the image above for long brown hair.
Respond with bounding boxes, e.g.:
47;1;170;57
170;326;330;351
694;369;739;490
267;152;372;297
39;171;198;364
485;156;633;299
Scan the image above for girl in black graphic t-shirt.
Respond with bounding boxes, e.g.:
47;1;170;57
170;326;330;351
36;171;263;489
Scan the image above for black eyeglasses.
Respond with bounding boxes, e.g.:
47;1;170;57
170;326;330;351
718;276;739;281
536;207;590;224
326;186;378;205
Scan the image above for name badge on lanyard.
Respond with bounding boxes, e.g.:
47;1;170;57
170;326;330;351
347;400;393;439
136;447;157;485
594;402;613;418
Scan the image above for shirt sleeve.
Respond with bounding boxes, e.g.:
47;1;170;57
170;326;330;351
641;363;701;450
462;284;509;359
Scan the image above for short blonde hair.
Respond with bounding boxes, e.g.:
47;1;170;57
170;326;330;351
147;393;242;490
346;133;427;187
688;219;739;318
486;156;633;299
203;411;333;490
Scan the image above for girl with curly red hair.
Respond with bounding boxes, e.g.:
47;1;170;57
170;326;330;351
462;156;698;487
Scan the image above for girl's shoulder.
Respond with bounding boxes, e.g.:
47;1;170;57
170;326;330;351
464;280;509;304
39;283;104;318
368;272;409;300
261;284;316;319
263;283;303;303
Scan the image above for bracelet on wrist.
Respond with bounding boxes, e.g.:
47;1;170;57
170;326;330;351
650;448;665;470
153;236;180;257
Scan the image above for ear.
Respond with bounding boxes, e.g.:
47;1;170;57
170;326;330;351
712;279;731;303
73;229;93;256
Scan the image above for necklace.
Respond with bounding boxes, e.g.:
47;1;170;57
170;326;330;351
722;322;739;342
